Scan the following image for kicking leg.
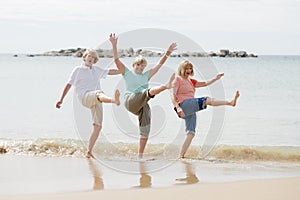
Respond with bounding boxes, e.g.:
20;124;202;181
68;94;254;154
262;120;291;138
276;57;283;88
148;73;175;96
206;91;240;107
230;90;240;106
97;90;120;105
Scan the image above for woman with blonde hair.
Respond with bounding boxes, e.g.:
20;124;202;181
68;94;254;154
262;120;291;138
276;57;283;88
170;60;240;158
110;33;177;159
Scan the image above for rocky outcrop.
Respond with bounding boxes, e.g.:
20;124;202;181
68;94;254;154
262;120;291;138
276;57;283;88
34;48;85;57
34;48;257;58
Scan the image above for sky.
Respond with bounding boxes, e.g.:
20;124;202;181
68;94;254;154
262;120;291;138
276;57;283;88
0;0;299;55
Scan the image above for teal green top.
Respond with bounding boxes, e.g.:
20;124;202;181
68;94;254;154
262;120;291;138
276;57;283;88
123;67;150;100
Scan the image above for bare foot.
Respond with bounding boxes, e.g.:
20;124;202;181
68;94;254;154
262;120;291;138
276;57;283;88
230;90;240;106
166;73;175;89
114;90;120;106
86;151;95;159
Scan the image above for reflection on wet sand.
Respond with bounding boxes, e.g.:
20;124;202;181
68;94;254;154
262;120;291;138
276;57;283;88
134;161;152;188
87;159;104;190
176;160;199;184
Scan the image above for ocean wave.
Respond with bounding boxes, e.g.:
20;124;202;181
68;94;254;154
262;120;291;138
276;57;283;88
1;138;300;162
0;138;86;157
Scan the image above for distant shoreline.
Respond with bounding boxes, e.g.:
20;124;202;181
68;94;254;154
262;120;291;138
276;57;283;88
19;48;258;58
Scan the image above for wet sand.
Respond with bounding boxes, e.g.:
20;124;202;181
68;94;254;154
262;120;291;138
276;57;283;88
1;155;300;199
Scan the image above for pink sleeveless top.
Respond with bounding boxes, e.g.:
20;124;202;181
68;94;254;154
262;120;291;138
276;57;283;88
172;76;197;103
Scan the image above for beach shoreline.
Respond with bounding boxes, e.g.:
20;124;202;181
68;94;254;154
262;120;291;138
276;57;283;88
1;154;300;198
3;177;300;200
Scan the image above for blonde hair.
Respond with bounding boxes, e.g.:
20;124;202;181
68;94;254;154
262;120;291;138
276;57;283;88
82;49;99;63
178;60;194;76
132;55;147;67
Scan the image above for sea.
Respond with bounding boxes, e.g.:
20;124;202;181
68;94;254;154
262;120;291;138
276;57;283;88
0;54;300;194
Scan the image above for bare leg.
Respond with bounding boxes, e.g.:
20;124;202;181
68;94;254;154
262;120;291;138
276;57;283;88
87;124;102;159
206;91;240;107
139;135;148;159
97;90;120;105
148;73;175;96
180;133;195;158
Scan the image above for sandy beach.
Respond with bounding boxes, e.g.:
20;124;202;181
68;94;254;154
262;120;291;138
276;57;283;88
1;154;300;200
2;177;300;200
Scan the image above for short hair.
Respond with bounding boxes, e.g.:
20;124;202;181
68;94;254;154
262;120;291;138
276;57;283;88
132;55;147;67
178;60;194;76
82;49;99;64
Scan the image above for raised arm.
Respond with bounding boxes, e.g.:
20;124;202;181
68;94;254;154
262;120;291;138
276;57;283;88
109;33;126;75
56;83;72;109
149;43;177;79
195;73;224;88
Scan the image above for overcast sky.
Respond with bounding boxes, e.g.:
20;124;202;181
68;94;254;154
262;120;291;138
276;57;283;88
0;0;299;55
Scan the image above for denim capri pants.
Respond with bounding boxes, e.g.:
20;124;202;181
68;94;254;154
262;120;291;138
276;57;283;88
180;97;207;134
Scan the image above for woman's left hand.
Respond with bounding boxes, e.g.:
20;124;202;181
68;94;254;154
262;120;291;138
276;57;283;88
216;73;224;80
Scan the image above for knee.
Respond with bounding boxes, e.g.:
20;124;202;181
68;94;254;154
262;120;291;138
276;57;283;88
187;132;195;138
93;124;102;132
205;97;211;105
140;135;148;139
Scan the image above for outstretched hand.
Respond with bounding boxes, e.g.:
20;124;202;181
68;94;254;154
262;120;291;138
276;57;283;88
56;101;62;109
109;33;118;45
216;73;224;80
167;43;177;54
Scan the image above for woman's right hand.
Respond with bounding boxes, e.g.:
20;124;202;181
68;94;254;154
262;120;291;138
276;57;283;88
56;101;62;109
176;106;185;117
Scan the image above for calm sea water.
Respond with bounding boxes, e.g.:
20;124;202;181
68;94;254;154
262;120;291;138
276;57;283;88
0;54;300;161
